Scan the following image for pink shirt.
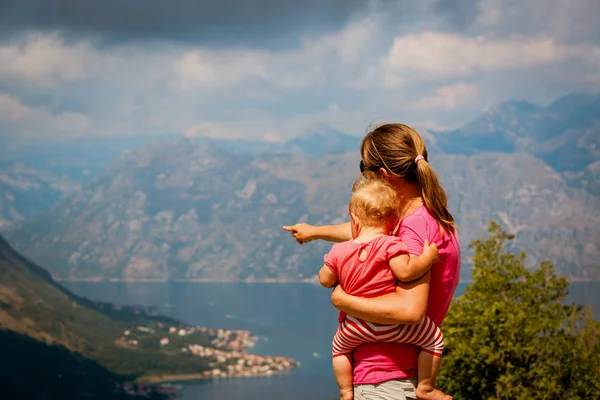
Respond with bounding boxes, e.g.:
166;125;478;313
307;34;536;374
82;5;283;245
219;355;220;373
324;236;409;322
352;206;461;384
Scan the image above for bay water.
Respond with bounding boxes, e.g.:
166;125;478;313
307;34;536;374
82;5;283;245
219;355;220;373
65;281;599;400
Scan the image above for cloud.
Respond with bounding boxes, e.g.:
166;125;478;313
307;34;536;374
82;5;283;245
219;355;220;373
432;0;481;29
387;33;564;76
184;122;244;140
261;131;283;142
173;18;379;93
0;93;32;120
175;50;267;91
432;0;600;45
473;0;504;28
313;17;379;63
0;0;368;49
0;0;599;143
0;93;90;138
0;33;92;88
411;83;478;109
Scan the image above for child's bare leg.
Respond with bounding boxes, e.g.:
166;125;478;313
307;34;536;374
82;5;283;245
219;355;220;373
332;354;354;400
416;351;452;400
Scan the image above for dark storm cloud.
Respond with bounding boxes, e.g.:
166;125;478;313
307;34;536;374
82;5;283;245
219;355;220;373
0;0;368;48
430;0;600;44
431;0;480;30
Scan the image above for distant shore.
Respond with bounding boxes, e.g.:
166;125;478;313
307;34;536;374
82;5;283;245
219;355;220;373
136;373;217;384
137;370;293;384
53;277;321;284
53;276;597;283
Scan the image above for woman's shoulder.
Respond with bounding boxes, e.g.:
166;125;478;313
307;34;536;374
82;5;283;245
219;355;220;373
399;206;435;232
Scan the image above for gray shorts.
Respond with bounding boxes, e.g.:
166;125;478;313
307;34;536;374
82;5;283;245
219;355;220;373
354;378;418;400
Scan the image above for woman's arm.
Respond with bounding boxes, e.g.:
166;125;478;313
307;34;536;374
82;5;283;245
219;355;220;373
283;222;352;244
331;271;431;325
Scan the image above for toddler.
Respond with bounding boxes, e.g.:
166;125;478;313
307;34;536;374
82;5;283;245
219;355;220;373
318;178;450;400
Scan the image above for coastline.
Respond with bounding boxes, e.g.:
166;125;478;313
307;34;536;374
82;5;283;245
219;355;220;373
54;276;322;284
118;323;300;386
137;370;294;384
53;276;597;283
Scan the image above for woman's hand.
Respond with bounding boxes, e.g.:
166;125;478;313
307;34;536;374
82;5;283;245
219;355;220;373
330;272;431;325
282;223;318;245
331;284;348;307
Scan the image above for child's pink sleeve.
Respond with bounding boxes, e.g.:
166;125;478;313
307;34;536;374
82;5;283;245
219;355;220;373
397;215;428;256
323;245;339;274
385;237;409;259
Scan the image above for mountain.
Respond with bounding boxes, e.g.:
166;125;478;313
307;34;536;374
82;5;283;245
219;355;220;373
0;163;78;226
0;126;359;226
0;135;177;226
563;161;600;197
437;93;600;173
282;124;361;157
4;138;599;281
3;140;325;281
195;124;362;157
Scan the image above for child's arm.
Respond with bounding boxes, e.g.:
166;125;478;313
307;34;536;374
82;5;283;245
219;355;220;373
318;264;338;288
389;239;439;282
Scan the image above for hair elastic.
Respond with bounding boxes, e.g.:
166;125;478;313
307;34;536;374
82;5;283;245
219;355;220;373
415;155;425;163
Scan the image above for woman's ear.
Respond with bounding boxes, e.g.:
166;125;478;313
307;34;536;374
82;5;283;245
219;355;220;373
379;167;390;181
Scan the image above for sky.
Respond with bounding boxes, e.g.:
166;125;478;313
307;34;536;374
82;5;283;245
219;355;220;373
0;0;599;143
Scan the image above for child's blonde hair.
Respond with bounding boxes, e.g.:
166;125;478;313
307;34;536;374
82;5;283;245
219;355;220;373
349;176;400;229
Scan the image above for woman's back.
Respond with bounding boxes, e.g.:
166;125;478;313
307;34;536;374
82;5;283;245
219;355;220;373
352;205;461;384
397;206;460;324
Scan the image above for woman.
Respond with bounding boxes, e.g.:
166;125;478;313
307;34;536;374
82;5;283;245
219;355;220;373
283;123;460;400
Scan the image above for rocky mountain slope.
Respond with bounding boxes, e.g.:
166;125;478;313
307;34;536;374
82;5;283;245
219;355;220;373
0;163;78;226
2;92;599;281
436;92;600;174
4;137;599;281
0;130;359;226
0;136;175;226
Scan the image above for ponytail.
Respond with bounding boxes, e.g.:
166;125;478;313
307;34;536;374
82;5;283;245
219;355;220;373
415;159;456;233
361;123;457;234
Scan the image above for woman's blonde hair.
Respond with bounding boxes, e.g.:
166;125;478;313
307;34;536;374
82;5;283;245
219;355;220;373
360;123;456;233
349;177;400;229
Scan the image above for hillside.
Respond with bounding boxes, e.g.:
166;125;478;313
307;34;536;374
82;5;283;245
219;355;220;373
0;128;358;226
436;93;600;174
0;234;299;386
0;163;78;227
5;139;599;281
0;233;210;372
0;330;169;400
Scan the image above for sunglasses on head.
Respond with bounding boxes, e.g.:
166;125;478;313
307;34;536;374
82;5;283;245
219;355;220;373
359;160;380;173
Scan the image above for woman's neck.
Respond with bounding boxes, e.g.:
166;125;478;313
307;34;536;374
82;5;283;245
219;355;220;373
395;181;423;218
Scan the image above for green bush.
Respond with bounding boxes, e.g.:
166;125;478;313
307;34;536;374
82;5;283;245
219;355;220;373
438;222;600;399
